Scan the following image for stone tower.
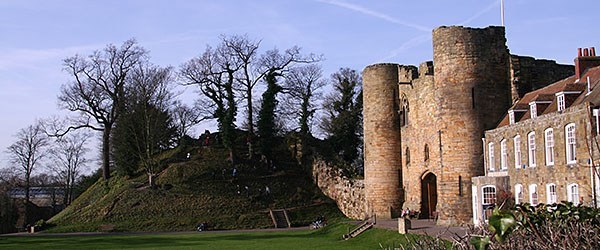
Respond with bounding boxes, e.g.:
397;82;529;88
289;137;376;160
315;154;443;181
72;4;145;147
363;26;511;224
432;26;510;224
363;64;403;219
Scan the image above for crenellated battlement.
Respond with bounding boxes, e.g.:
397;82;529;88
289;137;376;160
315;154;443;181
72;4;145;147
362;25;573;226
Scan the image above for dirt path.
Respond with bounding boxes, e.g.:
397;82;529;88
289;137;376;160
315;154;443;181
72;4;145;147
2;219;468;240
1;226;309;237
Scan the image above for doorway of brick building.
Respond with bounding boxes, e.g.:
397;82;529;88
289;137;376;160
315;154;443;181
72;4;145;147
420;173;438;219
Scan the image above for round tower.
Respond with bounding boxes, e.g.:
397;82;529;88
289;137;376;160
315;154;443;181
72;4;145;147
363;63;402;219
432;26;510;225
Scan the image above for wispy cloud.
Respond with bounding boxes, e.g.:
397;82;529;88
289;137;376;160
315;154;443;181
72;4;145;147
380;1;505;62
459;0;501;25
379;35;431;62
316;0;430;32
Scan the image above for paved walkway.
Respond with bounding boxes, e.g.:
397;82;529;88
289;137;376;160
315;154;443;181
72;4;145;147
1;227;307;237
3;220;468;240
374;219;468;240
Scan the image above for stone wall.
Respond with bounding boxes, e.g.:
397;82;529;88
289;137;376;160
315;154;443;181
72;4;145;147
359;25;578;226
510;56;574;103
431;26;511;225
484;103;597;207
363;63;403;219
471;175;510;225
312;160;366;219
399;62;437;213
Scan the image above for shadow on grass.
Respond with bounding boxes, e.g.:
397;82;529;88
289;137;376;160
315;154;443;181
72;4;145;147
0;235;209;249
0;231;324;248
0;224;398;250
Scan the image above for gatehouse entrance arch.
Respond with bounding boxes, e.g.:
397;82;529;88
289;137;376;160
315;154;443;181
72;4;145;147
420;172;438;219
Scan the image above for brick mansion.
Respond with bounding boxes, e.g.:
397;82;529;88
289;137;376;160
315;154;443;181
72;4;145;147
361;25;600;225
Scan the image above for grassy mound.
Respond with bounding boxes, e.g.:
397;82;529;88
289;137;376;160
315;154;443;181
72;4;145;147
47;145;343;232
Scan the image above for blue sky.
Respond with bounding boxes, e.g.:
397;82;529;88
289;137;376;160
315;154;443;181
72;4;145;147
1;0;598;171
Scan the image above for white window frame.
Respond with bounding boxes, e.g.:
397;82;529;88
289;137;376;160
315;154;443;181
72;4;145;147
567;183;580;206
565;123;576;164
515;184;523;205
482;185;497;205
514;135;521;169
545;128;554;166
528;132;536;167
529;184;538;206
509;111;515;125
529;102;537;118
557;94;565;111
488;142;495;171
546;183;557;204
500;139;508;170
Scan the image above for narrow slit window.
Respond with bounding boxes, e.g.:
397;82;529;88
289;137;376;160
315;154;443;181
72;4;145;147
471;88;476;109
459;176;463;196
405;147;410;166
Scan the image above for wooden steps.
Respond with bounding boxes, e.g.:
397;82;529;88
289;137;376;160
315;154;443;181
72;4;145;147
343;220;374;240
269;209;291;228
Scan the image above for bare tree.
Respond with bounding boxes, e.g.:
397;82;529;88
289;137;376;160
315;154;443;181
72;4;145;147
0;168;19;185
222;35;322;159
5;122;49;226
48;131;90;205
180;44;240;163
283;64;327;138
56;39;148;182
181;35;322;161
124;64;177;187
0;167;19;233
281;64;327;165
171;100;210;143
223;35;260;151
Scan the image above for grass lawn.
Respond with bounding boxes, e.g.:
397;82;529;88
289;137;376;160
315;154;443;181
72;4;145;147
0;223;435;250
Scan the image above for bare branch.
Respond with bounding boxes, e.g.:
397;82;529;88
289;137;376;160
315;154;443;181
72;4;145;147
58;39;148;181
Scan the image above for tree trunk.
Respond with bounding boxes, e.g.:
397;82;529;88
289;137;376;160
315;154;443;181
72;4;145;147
148;173;154;188
247;89;254;160
229;149;236;167
70;174;75;205
101;126;112;181
23;172;30;228
64;185;69;206
24;173;30;205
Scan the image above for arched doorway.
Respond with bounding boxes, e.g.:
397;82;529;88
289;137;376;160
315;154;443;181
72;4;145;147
420;172;438;219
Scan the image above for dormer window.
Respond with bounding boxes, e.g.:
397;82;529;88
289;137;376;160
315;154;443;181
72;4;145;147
529;102;537;118
509;111;515;125
557;94;565;111
508;107;528;125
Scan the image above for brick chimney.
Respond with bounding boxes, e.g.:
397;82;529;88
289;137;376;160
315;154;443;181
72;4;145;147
575;47;600;79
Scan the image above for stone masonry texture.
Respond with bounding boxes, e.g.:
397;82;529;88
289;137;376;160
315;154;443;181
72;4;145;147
363;63;403;219
315;25;581;226
509;55;574;103
312;159;366;219
484;103;597;208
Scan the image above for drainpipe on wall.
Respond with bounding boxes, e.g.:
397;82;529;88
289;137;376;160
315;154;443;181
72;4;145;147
438;130;443;171
472;184;478;225
592;108;600;208
482;138;487;176
591;165;597;208
594;109;600;136
588;107;600;208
